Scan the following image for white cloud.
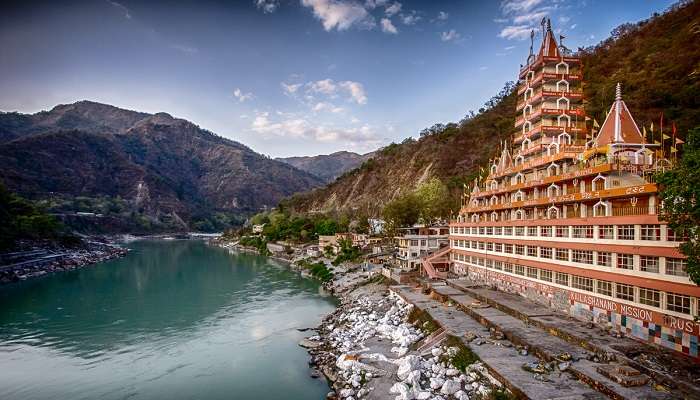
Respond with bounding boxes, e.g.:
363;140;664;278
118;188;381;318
312;102;344;113
281;82;302;95
339;81;367;104
309;79;337;95
107;1;131;19
558;15;570;23
400;11;420;25
250;111;383;150
436;11;448;21
381;18;398;34
570;23;577;29
364;0;388;9
385;2;402;16
493;17;509;23
255;0;279;13
504;45;516;50
512;10;547;24
498;25;531;40
233;88;253;102
501;0;544;14
287;79;367;107
440;29;461;42
301;0;372;31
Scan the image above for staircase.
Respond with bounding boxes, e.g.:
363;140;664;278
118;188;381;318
421;246;451;280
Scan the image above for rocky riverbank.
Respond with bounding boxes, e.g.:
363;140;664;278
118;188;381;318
303;281;505;400
0;240;128;284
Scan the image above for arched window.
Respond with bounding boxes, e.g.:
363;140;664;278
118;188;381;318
490;195;498;205
556;96;570;110
513;190;525;202
547;206;560;219
515;173;525;185
546;183;560;198
557;114;571;127
522;121;532;134
547;142;560;156
547;162;560;177
592;200;608;217
591;174;606;191
514;154;525;166
557;132;572;145
521;138;531;151
556;79;569;92
490;212;498;222
555;61;569;74
514;209;525;220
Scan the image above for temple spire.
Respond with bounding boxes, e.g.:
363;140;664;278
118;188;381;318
594;82;645;146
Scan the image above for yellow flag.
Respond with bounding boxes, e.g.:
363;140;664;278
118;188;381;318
643;126;647;139
593;119;600;128
650;122;654;132
670;147;677;153
654;140;661;145
663;133;671;140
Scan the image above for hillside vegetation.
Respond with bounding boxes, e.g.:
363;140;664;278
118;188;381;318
284;0;700;217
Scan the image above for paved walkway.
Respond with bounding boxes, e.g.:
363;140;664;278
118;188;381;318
392;284;679;400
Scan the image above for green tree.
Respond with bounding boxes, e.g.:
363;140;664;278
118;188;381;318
382;192;422;232
657;126;700;284
415;178;454;224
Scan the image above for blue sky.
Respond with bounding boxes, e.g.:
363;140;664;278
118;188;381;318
0;0;675;157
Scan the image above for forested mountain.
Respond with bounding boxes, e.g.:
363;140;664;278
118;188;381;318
0;101;323;232
277;151;374;183
283;0;700;217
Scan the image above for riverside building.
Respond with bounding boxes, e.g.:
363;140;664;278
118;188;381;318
446;20;697;359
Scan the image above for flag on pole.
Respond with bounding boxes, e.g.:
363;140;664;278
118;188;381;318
593;119;600;128
676;138;685;145
643;126;648;141
650;122;654;132
663;133;671;140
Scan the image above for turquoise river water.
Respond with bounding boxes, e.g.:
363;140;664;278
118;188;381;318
0;240;337;400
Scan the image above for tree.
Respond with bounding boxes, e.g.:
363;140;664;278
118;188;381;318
657;126;700;284
415;178;454;225
382;192;422;232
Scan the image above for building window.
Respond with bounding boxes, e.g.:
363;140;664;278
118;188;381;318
572;250;593;264
485;259;493;268
504;244;513;254
494;227;502;235
640;256;659;273
541;226;552;237
597;252;612;267
599;225;614;239
615;283;635;301
486;242;494;251
617;254;634;270
540;269;552;282
667;227;689;242
494;261;503;270
617;225;635;240
478;242;485;250
527;267;538;279
515;226;525;236
504;263;513;273
486;227;493;235
556;226;569;238
639;288;660;308
555;272;570;286
515;245;525;255
541;247;552;259
572;276;594;292
556;248;569;261
597;280;612;297
528;226;538;237
479;227;485;235
572;225;594;239
515;265;525;275
640;225;660;241
477;257;485;266
504;227;513;236
666;292;691;315
527;246;537;257
666;258;688;277
471;227;477;234
494;243;503;253
410;240;419;246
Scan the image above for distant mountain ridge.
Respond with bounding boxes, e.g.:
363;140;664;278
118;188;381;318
0;101;324;232
276;151;374;183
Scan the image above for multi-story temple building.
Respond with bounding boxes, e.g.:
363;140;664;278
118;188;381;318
444;20;698;359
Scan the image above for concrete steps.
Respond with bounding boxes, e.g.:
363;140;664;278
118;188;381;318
393;284;681;399
446;279;700;398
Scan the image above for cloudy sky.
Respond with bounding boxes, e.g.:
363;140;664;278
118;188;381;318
0;0;674;157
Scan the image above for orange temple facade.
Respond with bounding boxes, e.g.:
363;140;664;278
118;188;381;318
446;20;697;359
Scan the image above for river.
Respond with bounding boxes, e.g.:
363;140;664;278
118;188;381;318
0;240;337;400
